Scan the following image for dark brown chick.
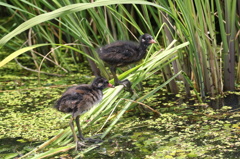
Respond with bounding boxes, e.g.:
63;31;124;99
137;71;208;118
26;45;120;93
55;77;114;150
97;34;156;91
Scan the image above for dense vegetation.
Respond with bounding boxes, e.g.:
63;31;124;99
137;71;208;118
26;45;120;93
0;0;239;158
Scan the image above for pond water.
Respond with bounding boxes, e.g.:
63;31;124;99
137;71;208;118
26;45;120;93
0;62;239;158
0;84;239;158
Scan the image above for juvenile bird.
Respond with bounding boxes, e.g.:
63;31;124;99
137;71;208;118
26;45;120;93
55;77;114;149
97;34;156;92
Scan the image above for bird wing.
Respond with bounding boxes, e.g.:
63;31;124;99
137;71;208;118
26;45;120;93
55;93;83;113
56;85;90;112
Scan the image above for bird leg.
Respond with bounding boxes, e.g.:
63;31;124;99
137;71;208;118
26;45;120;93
110;66;133;94
75;115;102;144
69;117;78;143
75;115;84;141
69;117;84;150
110;66;121;85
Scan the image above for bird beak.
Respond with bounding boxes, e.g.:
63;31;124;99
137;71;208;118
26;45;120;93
108;83;115;88
149;39;157;44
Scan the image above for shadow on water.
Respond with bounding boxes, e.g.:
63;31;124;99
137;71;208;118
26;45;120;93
207;94;240;110
0;137;41;158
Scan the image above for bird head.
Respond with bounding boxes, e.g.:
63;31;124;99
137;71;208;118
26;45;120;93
140;34;156;47
92;77;114;90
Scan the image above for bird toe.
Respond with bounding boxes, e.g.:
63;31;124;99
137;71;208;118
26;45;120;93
120;79;134;95
86;137;103;144
75;140;87;150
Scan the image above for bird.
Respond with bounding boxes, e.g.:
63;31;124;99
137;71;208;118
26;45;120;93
54;77;114;150
97;33;156;92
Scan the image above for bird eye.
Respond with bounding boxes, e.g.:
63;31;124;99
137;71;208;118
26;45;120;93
98;83;103;87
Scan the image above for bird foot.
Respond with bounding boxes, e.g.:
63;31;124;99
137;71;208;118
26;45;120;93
75;140;87;150
75;137;103;150
85;137;103;144
118;79;133;95
77;134;103;144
